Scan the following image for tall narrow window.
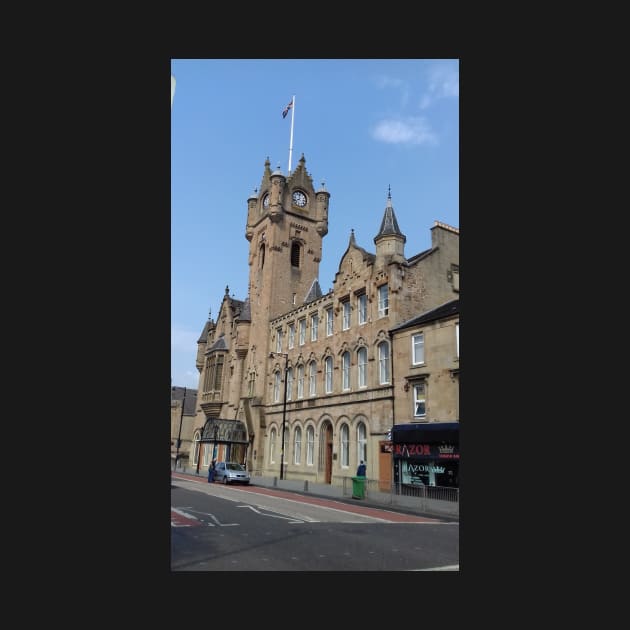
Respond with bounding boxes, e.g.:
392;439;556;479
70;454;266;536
456;322;459;358
378;341;390;384
259;243;265;269
311;313;318;341
325;356;333;393
326;307;333;336
291;241;301;268
357;422;367;465
414;382;426;418
342;351;351;390
213;355;224;391
306;426;314;465
248;371;256;397
276;328;283;353
273;371;281;403
358;293;367;324
299;319;306;345
309;361;317;396
357;347;367;388
294;427;302;465
203;357;212;393
341;424;349;467
270;428;276;463
288;322;295;349
342;300;351;330
286;367;293;401
282;427;289;463
378;284;389;317
193;432;201;467
412;333;424;365
297;364;304;398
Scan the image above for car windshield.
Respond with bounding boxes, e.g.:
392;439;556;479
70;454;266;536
226;463;245;471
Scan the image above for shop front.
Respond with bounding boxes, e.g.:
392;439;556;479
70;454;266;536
392;422;459;489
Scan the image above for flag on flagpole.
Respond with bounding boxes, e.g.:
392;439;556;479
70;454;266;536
282;98;293;119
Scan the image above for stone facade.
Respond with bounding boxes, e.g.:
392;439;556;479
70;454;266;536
170;387;197;467
188;156;459;488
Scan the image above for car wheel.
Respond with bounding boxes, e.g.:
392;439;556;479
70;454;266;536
223;476;229;485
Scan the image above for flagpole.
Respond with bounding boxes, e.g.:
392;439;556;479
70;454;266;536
288;95;295;174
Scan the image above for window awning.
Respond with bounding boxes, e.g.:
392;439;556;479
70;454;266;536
200;418;248;444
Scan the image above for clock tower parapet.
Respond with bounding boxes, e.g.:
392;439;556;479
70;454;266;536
315;180;330;237
269;164;285;222
245;187;258;241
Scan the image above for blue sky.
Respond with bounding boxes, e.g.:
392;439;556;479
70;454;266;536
171;59;459;389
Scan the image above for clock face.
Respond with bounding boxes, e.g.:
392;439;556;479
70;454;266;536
292;190;307;207
262;193;270;209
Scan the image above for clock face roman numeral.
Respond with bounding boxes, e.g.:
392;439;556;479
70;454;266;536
292;191;306;207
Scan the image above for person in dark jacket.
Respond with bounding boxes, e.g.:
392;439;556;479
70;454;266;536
356;460;366;477
208;459;216;483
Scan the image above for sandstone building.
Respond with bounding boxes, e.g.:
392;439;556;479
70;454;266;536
187;155;459;488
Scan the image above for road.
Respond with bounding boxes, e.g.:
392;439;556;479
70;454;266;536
171;475;459;571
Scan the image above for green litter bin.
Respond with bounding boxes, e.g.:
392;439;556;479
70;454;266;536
352;476;366;499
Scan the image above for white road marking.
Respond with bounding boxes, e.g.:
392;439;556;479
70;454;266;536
236;504;305;523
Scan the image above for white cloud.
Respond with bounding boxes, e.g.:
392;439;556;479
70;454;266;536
420;61;459;109
371;117;438;146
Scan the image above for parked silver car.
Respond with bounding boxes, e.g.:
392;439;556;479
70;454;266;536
214;462;250;485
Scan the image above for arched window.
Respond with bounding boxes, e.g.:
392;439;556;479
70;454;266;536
340;423;349;467
357;347;368;388
306;426;314;466
294;426;302;464
270;428;276;463
193;431;201;467
273;370;281;402
325;356;333;393
342;351;351;390
297;364;304;398
286;367;293;401
378;341;390;384
357;422;367;465
291;241;301;268
309;361;317;396
260;243;265;269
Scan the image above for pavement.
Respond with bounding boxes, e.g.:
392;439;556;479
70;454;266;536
171;467;459;521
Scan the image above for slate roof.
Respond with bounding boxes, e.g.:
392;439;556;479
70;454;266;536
304;279;323;304
171;386;198;415
390;298;459;332
206;333;228;353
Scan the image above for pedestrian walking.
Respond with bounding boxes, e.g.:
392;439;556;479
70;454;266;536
208;459;216;483
356;460;366;477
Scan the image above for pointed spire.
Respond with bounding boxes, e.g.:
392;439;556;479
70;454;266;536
225;285;230;296
349;229;356;247
375;187;406;242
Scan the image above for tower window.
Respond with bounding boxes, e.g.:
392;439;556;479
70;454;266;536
291;242;301;268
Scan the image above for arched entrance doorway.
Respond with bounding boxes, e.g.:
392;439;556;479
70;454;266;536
195;417;249;473
319;420;333;484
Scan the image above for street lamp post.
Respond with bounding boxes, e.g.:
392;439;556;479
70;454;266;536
174;387;186;471
270;352;289;480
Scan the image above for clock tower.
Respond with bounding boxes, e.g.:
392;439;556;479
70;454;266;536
245;154;329;324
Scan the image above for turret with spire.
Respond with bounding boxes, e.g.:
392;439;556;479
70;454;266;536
374;186;407;265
